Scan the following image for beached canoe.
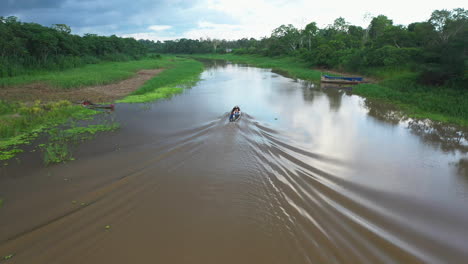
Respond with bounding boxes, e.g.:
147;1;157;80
321;75;364;84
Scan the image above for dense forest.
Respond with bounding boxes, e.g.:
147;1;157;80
0;16;148;77
146;8;467;88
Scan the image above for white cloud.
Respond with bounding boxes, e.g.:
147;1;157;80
183;21;269;40
122;0;467;41
200;0;467;39
148;25;172;31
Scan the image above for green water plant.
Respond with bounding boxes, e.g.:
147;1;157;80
0;100;97;161
42;142;74;165
40;122;120;165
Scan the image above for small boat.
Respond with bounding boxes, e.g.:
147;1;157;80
321;74;364;84
229;105;241;122
229;112;241;122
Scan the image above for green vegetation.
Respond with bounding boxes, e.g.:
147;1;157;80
354;81;468;126
0;100;96;160
119;87;184;103
41;122;120;165
189;54;321;80
42;142;73;165
0;100;120;163
0;16;147;78
119;58;204;103
0;55;204;161
0;57;171;88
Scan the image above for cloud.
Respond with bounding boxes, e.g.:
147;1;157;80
149;25;172;31
3;0;65;13
1;0;466;41
183;21;266;40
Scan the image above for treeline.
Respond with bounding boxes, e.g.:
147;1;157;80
148;8;467;88
0;16;148;77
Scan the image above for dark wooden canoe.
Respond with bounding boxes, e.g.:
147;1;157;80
321;75;364;84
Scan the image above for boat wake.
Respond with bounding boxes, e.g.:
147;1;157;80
1;113;467;264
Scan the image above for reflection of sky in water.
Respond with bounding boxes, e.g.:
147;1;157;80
195;63;467;206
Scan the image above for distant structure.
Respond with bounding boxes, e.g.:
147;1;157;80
225;48;232;53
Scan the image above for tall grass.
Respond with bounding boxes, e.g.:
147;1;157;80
0;56;171;88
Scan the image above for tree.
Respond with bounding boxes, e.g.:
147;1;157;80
303;22;318;51
368;15;393;40
271;24;301;52
429;8;467;44
331;17;349;32
52;24;71;34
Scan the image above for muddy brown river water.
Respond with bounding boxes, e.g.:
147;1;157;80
0;61;467;264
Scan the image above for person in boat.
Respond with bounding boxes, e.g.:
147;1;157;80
230;106;241;120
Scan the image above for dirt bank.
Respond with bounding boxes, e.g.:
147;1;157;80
0;69;163;103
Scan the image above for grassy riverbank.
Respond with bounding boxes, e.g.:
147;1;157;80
354;75;468;126
189;54;467;127
0;56;204;161
0;56;171;89
118;58;204;103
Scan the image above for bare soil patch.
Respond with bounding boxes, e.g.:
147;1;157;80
0;69;163;103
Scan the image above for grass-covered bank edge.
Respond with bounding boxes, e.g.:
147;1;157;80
0;55;170;89
354;80;468;126
188;54;467;127
0;56;204;161
118;57;204;103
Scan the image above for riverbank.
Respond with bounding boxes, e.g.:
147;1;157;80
188;54;467;127
0;56;204;162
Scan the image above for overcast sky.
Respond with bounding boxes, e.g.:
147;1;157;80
2;0;466;41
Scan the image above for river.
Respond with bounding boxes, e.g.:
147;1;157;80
0;60;467;263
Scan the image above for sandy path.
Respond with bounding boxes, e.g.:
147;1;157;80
0;69;163;103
